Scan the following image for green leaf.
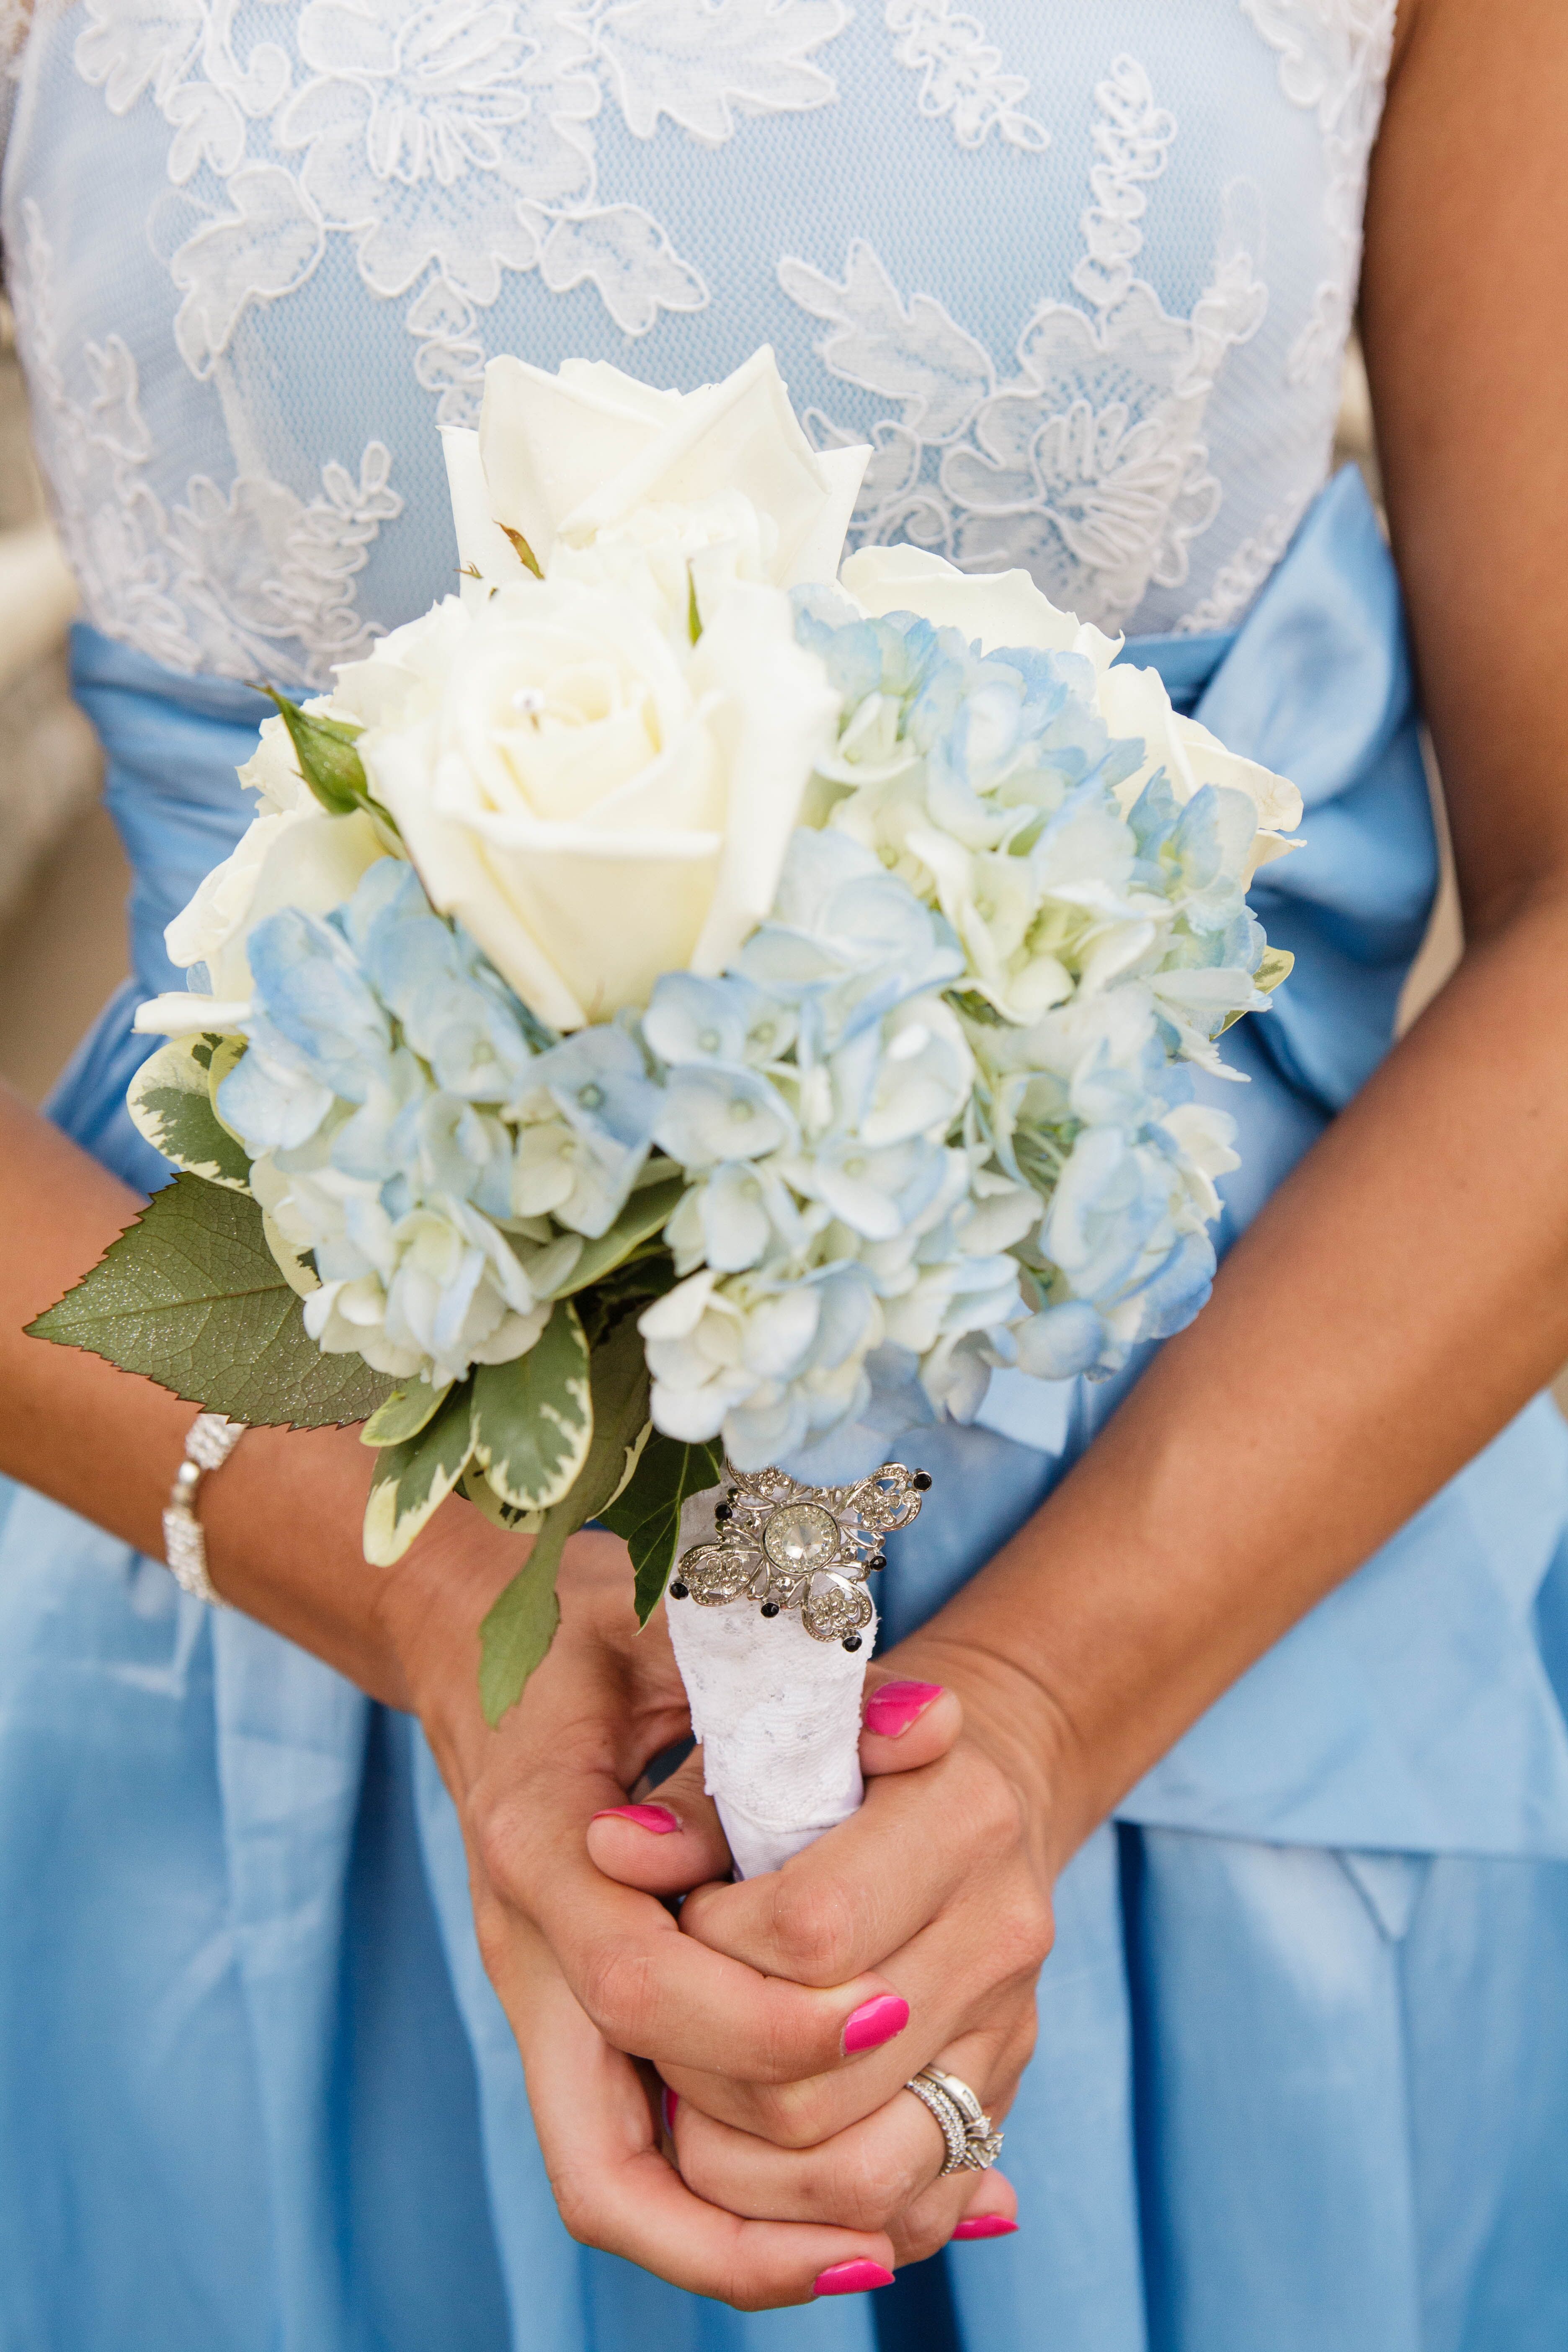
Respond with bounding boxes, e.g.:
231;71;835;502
128;1034;253;1190
362;1375;453;1449
479;1314;651;1725
26;1174;396;1428
459;1463;543;1537
686;562;702;647
497;521;544;580
550;1176;684;1298
601;1433;725;1627
261;688;378;823
363;1381;476;1566
470;1301;591;1510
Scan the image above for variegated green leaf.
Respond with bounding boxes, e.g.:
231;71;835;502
470;1302;591;1510
128;1034;253;1190
362;1381;476;1566
479;1315;651;1725
361;1375;454;1449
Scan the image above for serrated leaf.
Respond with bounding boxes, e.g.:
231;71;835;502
479;1314;651;1725
363;1381;476;1565
470;1302;591;1509
362;1375;453;1449
601;1434;725;1626
550;1177;684;1298
26;1173;395;1427
128;1034;253;1190
497;521;544;580
261;687;378;823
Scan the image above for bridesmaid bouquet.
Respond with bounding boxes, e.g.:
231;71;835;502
33;349;1299;1866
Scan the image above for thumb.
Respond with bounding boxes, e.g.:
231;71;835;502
859;1672;963;1779
585;1747;732;1895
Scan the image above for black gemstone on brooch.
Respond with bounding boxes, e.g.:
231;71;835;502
912;1470;933;1491
842;1634;863;1652
868;1553;887;1572
669;1581;689;1600
714;1503;732;1523
760;1601;781;1618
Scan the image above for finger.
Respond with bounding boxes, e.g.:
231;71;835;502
948;2168;1020;2243
586;1751;732;1896
513;1929;898;2310
664;1965;1035;2148
479;1736;915;2082
669;2025;1010;2235
678;1739;1044;1991
859;1677;963;1779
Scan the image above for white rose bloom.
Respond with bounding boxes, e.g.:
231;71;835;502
443;346;869;606
362;576;841;1032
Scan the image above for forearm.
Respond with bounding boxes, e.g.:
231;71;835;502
0;1085;510;1707
907;880;1568;1869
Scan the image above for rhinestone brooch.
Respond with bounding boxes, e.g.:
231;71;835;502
671;1461;931;1648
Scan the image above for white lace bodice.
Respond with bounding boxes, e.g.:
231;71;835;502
0;1;1395;689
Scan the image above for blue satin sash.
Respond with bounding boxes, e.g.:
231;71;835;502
54;466;1568;1861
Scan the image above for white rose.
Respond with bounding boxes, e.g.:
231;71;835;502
838;544;1304;874
360;575;841;1033
135;808;385;1034
442;346;869;604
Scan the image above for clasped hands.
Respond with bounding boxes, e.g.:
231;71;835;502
407;1528;1063;2310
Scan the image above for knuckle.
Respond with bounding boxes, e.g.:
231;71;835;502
834;2139;923;2234
986;1887;1055;1984
764;1877;861;1988
741;2077;834;2152
578;1937;657;2054
549;2165;610;2251
471;1789;531;1909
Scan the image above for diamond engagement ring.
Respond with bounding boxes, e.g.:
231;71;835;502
903;2066;1004;2177
669;1460;931;1648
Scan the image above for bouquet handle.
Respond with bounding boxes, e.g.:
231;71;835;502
666;1465;928;1880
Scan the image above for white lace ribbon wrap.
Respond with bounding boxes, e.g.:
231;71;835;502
668;1488;871;1880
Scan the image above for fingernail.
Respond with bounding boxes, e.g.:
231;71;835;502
952;2216;1018;2241
813;2260;895;2298
864;1680;945;1739
841;1993;910;2055
592;1803;678;1835
660;2086;678;2135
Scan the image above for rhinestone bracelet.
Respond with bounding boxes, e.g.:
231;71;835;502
162;1412;247;1607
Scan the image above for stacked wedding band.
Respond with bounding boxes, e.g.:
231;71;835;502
903;2066;1004;2176
162;1412;247;1606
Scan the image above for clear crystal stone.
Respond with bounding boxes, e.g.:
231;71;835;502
761;1501;839;1573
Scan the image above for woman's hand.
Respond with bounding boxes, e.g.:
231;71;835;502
587;1625;1061;2265
386;1527;1026;2300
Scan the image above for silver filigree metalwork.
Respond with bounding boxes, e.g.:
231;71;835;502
671;1460;931;1647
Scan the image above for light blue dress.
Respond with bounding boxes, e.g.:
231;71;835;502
4;8;1568;2349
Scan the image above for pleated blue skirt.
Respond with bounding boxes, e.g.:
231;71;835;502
5;471;1568;2348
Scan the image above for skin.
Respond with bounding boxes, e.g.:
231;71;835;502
4;0;1566;2307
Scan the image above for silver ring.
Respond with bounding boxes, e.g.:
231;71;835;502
903;2064;1004;2177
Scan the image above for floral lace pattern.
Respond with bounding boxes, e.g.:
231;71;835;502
11;196;400;686
784;57;1268;632
884;0;1047;152
1241;0;1397;385
5;3;1397;680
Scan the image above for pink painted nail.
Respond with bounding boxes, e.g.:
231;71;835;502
952;2216;1018;2241
841;1993;910;2055
813;2260;895;2298
660;2086;678;2135
592;1803;678;1835
864;1680;945;1740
